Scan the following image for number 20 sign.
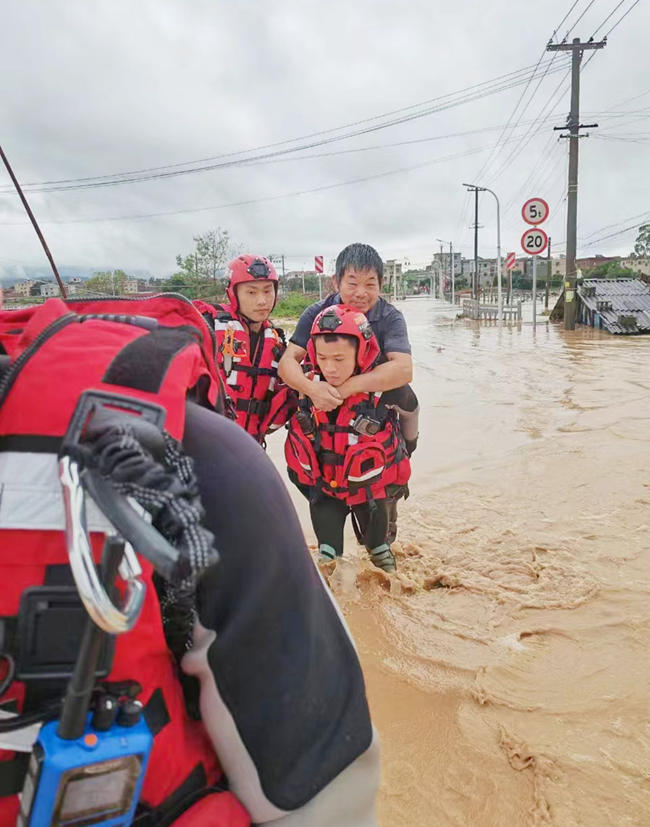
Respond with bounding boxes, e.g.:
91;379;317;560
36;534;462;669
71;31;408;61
521;227;548;256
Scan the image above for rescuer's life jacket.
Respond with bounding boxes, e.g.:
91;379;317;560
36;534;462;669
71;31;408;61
0;295;249;826
285;305;410;506
208;302;295;441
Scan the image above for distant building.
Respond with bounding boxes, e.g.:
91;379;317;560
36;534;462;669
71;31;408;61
384;260;403;284
68;277;84;285
576;255;619;272
15;280;35;297
433;251;462;275
550;256;566;277
620;257;650;277
124;279;139;294
40;282;60;298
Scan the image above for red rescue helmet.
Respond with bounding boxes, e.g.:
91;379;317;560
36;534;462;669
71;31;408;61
225;254;279;313
308;304;381;374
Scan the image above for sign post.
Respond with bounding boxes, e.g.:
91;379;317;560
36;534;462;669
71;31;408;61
521;226;549;331
505;251;516;306
521;199;549;331
315;255;324;300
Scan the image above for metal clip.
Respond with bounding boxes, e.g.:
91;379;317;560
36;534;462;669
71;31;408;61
59;456;145;635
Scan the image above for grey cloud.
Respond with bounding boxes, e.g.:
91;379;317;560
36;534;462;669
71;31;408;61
1;0;647;278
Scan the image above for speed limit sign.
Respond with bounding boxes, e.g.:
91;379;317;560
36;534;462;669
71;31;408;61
521;227;548;256
522;198;549;225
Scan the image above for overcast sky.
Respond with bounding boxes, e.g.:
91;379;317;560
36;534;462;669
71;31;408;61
1;0;648;279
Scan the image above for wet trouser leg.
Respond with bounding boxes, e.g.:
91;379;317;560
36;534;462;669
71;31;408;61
351;500;390;550
309;495;350;559
352;500;396;572
386;498;398;544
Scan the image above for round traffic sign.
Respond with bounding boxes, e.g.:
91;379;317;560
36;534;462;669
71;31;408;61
521;227;548;256
522;198;549;226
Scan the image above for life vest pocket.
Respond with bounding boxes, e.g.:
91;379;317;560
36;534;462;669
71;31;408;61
285;423;319;486
342;442;387;491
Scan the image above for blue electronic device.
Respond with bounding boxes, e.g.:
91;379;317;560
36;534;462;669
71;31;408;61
17;712;153;827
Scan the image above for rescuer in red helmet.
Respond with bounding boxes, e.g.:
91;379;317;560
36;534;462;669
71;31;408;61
196;255;295;444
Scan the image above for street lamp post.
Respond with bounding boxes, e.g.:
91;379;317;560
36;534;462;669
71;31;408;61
463;183;502;322
436;238;455;307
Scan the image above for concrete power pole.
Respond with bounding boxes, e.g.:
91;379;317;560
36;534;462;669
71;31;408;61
463;185;482;301
547;37;605;330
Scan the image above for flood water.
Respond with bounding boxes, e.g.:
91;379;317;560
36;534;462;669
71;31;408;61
269;297;650;827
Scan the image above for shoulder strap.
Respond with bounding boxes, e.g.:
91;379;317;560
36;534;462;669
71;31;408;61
103;326;201;394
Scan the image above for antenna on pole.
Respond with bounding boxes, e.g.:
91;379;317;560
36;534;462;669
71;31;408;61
0;144;67;298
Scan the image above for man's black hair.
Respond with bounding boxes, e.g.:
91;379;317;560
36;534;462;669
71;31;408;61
335;243;383;284
313;333;359;351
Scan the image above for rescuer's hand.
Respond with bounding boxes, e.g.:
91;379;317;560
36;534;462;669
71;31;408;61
308;381;343;412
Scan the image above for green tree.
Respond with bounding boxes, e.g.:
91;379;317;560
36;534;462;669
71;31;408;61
633;223;650;257
84;269;129;295
584;260;635;279
174;228;239;299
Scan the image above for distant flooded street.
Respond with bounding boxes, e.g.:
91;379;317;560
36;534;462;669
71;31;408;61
270;297;650;827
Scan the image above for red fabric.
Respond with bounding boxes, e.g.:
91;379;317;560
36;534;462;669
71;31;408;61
214;305;288;440
286;392;410;505
171;792;250;827
0;300;250;825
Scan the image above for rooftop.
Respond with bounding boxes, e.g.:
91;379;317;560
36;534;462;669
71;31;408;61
578;278;650;334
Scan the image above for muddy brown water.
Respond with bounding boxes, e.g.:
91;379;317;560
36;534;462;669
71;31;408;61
268;298;650;827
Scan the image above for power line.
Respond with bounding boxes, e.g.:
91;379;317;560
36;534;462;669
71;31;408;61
0;135;536;227
471;0;589;185
592;0;629;35
570;0;598;30
603;0;643;35
0;60;569;195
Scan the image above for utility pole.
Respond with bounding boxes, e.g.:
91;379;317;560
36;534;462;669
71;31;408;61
473;188;479;301
439;243;444;298
545;237;552;310
463;183;501;319
463;185;483;301
547;36;605;330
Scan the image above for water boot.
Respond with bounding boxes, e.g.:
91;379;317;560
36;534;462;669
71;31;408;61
369;543;396;573
318;543;337;565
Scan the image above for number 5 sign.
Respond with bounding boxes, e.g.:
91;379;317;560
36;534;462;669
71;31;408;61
522;197;549;225
521;227;548;256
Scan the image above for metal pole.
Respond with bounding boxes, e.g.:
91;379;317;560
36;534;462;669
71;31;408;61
494;194;502;323
450;242;455;307
0;143;67;298
565;39;581;330
532;255;537;331
392;263;397;302
547;37;605;330
473;188;479;301
545;237;551;310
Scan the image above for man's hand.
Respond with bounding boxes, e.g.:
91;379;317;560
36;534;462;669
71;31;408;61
308;381;343;412
334;375;364;400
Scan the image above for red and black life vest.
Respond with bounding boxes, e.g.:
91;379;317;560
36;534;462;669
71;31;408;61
285;383;411;507
211;303;295;441
0;296;249;826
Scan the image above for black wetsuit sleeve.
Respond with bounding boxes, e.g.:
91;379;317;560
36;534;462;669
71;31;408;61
381;384;419;412
182;402;373;815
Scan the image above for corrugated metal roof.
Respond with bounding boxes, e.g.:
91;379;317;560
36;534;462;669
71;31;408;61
578;278;650;334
